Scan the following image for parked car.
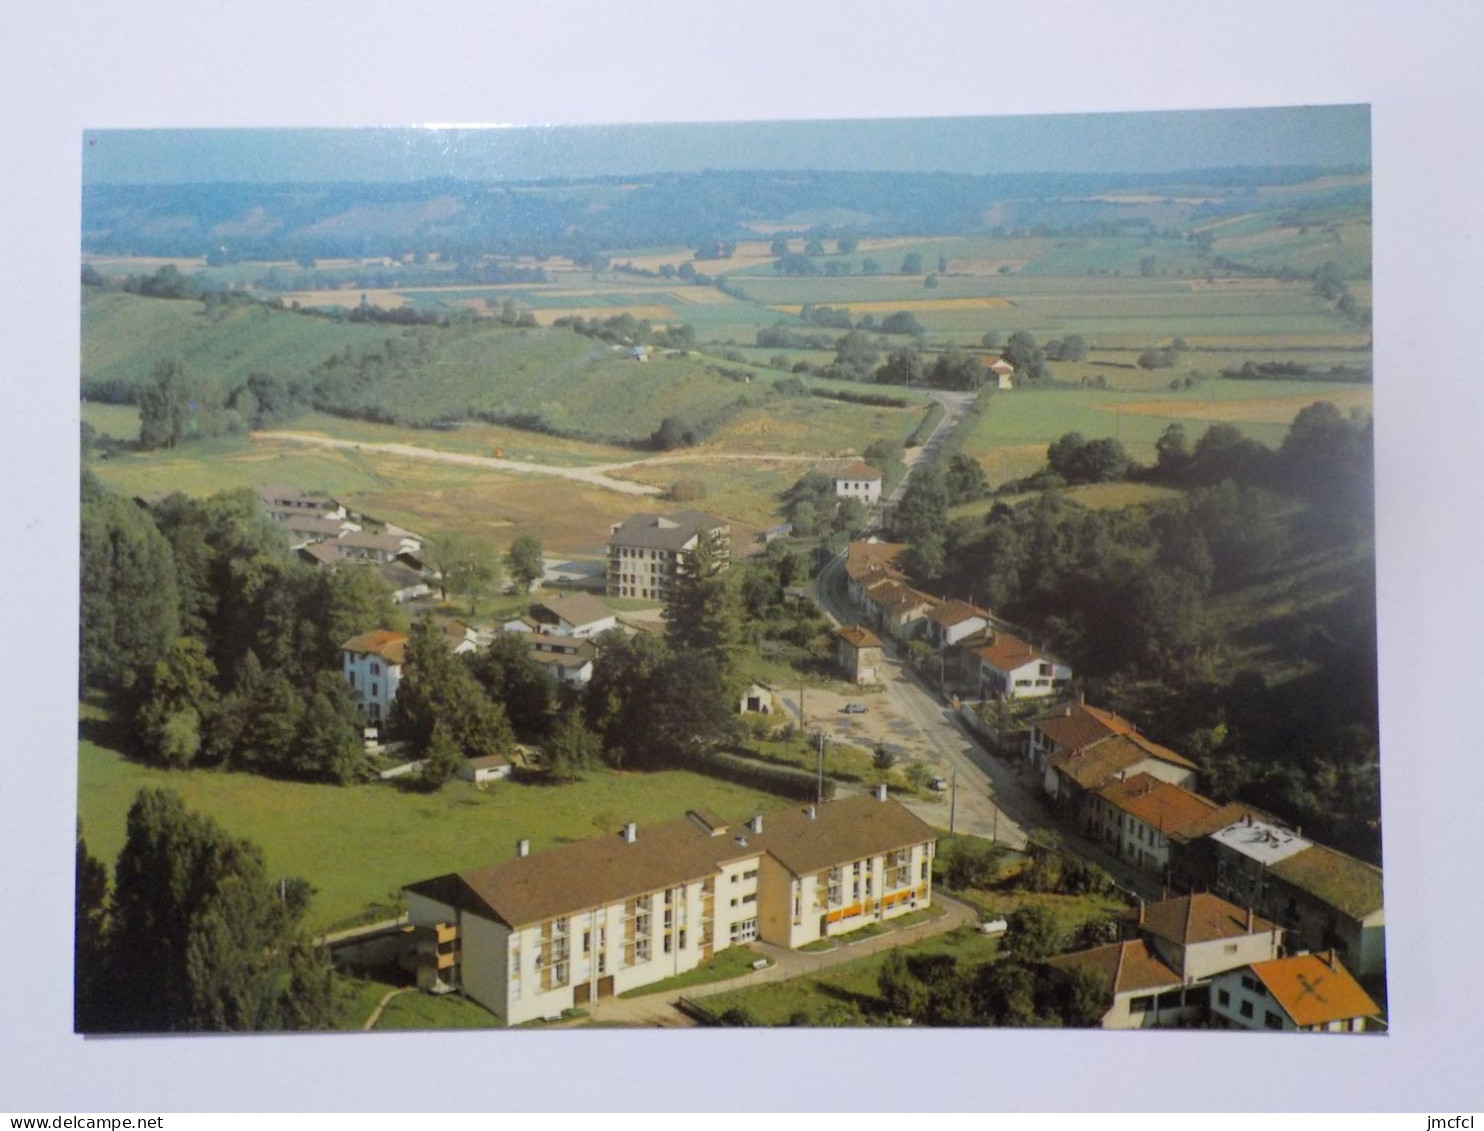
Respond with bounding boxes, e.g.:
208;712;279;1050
842;702;867;714
929;776;948;792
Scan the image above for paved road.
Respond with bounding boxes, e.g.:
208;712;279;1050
569;893;979;1028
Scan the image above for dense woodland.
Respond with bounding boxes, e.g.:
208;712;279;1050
888;401;1379;861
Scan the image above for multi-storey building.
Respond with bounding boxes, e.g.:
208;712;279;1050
340;629;406;721
401;792;935;1026
1209;951;1380;1032
606;511;730;601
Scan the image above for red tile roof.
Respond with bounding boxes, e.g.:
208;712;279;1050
1046;940;1182;997
926;600;991;627
1247;952;1379;1028
844;540;908;584
974;630;1042;673
836;461;883;482
836;625;883;649
341;629;407;664
1097;773;1218;835
1133;893;1276;946
1031;701;1139;752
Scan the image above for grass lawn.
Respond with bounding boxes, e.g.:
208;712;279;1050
78;719;791;934
618;946;766;998
272;411;635;466
702;925;1001;1027
330;975;397;1031
948;888;1130;941
81;401;142;440
371;989;501;1030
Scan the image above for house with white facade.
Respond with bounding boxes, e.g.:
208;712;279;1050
922;600;992;650
333;530;422;564
340;629;407;721
401;792;935;1026
1209;951;1379;1033
257;484;345;523
985;356;1015;390
525;633;597;687
606;511;730;602
835;624;885;685
972;630;1072;701
833;461;883;505
1026;700;1143;773
1044;940;1196;1030
528;593;617;638
1086;773;1220;879
1127;893;1282;983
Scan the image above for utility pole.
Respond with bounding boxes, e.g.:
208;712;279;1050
949;761;958;835
816;731;826;806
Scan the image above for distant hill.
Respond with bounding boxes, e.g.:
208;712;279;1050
83;166;1370;264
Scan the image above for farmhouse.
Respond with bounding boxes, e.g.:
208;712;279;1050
606;510;730;602
525;633;597;688
341;629;406;721
401;792;935;1026
835;624;885;685
859;578;938;641
922;600;993;650
984;356;1015;390
1027;699;1142;773
1209;952;1379;1033
843;539;909;607
333;530;423;564
834;461;883;505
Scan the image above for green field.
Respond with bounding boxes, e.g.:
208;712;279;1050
82;290;389;392
78;717;788;933
959;379;1373;481
80;401;141;439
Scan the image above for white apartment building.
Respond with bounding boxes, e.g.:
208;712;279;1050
402;792;935;1026
606;511;730;602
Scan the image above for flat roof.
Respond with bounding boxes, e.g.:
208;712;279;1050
1210;818;1311;867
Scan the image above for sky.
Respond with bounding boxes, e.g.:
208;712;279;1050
82;105;1370;184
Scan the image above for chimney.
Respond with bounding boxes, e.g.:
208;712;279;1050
1137;898;1146;926
1328;950;1338;972
875;783;888;802
623;822;637;844
517;838;530;858
748;814;763;835
1246;906;1254;932
806;804;817;820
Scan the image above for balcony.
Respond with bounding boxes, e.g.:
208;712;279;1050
434;922;458;945
435;947;460;970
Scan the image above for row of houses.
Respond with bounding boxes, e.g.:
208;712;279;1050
839;539;1073;701
1044;891;1380;1032
257;485;433;602
400;792;936;1026
1027;700;1385;978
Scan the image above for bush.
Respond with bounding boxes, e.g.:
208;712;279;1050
701;749;835;802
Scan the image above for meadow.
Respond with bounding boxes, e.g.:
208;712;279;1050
78;719;786;934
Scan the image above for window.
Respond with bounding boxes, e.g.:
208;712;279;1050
582;931;591;954
1218;989;1231;1007
371;683;379;699
1264;1011;1284;1030
663;934;672;954
742;892;756;905
1239;1001;1254;1019
1130;996;1153;1014
678;929;686;949
742;869;758;881
371;662;381;675
1156;989;1182;1010
636;938;650;962
1224;943;1238;955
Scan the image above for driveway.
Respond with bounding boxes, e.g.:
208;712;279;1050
571;893;979;1028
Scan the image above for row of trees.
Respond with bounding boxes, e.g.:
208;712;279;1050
76;791;333;1033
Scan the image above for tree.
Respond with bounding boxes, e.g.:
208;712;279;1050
666;531;743;664
876;345;923;386
432;532;502;615
1002;903;1063;962
878;948;928;1019
872;744;898;774
878;311;924;336
1154;422;1192;476
900;252;924;275
861;257;880;275
1057;965;1108;1027
469;632;554;741
80;486;180;691
544;708;602;783
134;636;219;767
419;721;464;790
836;230;859;255
505;534;544;593
137;358;193;450
74;826;110;1032
945;454;990;504
804;237;826;256
391;618;516;760
97;788;331;1032
832;330;879;380
770;236;789;257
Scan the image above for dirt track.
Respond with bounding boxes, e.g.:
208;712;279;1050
254;431;830;498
